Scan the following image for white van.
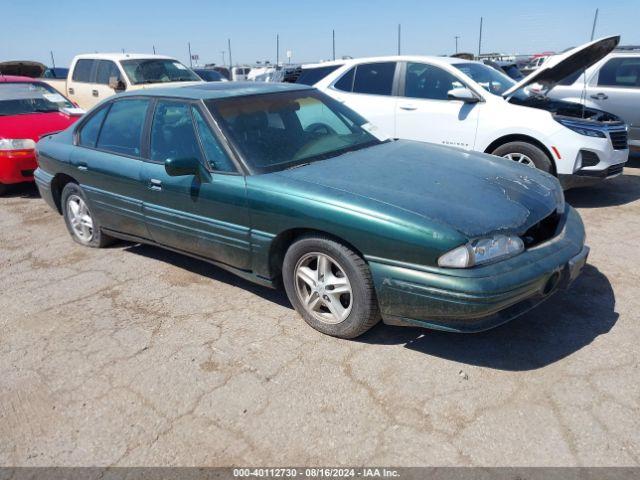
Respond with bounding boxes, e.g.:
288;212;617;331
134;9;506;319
56;53;204;110
314;37;628;188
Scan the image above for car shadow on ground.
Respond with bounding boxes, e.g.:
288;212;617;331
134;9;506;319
357;264;617;371
565;164;640;208
1;183;40;198
123;243;293;309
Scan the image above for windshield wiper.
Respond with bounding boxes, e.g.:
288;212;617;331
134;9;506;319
285;162;312;170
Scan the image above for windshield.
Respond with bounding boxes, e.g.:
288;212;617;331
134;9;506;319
452;62;516;96
121;59;200;85
0;82;74;116
207;90;388;173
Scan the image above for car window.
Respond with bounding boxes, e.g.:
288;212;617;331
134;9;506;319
352;62;396;96
452;62;514;96
296;65;343;85
207;90;387;174
121;59;200;85
150;101;202;163
95;60;122;85
334;67;355;92
598;57;640;87
191;107;235;172
0;82;74;116
96;99;149;156
72;59;95;82
406;63;464;100
79;105;109;147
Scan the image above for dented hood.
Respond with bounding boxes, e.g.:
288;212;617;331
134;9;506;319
276;140;561;238
503;35;619;98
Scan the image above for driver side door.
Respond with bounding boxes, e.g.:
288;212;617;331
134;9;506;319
395;62;481;150
141;99;251;269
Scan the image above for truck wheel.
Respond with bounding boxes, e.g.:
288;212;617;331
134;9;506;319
0;183;6;196
61;183;113;248
492;141;553;173
282;235;381;339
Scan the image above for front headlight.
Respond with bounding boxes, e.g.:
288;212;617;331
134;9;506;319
555;118;605;138
438;234;524;268
0;138;37;151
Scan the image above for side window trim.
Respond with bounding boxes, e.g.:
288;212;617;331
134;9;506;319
92;97;150;160
193;100;247;175
145;98;207;166
74;102;112;147
332;62;399;97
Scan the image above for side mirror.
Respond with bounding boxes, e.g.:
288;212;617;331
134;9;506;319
165;157;201;177
109;76;126;92
447;87;480;103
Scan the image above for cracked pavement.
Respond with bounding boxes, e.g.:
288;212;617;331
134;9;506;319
1;159;639;467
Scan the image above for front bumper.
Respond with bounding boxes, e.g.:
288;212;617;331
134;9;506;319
0;153;38;185
368;206;587;333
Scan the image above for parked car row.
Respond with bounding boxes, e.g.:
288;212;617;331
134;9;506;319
0;37;631;339
297;36;630;189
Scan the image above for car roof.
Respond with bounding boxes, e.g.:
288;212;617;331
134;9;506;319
0;75;45;83
119;81;313;100
335;55;476;66
73;53;177;61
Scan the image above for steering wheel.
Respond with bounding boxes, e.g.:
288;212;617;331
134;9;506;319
304;122;337;136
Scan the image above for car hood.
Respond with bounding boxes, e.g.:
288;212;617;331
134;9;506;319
0;60;47;78
503;36;619;98
0;112;80;142
275;141;562;238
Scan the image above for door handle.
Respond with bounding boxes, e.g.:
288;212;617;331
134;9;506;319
92;90;99;97
399;104;417;111
77;163;88;171
68;88;74;95
590;93;608;100
149;179;162;191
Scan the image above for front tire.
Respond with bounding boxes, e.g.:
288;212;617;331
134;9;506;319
282;235;380;339
61;183;113;248
0;183;7;196
492;141;553;173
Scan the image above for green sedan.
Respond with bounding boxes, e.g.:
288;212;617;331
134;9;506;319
34;82;588;338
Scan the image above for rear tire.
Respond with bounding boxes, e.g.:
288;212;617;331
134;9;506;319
282;235;380;339
61;183;113;248
0;183;6;196
492;141;553;173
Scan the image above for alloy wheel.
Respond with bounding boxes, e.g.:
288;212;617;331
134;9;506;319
294;252;353;325
67;194;94;242
503;152;536;168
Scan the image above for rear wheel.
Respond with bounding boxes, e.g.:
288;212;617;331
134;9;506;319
61;183;113;248
0;183;6;196
282;236;380;339
492;141;553;173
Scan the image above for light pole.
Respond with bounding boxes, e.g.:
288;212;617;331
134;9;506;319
478;17;483;59
455;35;460;54
188;42;193;67
397;24;401;55
332;29;336;60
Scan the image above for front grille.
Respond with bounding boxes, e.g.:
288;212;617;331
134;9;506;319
606;163;624;177
609;129;628;150
521;213;561;248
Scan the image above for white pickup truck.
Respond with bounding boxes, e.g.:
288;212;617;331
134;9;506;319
43;53;204;110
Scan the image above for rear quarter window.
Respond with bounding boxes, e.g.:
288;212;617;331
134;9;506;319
96;99;149;156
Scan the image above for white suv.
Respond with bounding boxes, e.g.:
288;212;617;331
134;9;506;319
314;37;628;188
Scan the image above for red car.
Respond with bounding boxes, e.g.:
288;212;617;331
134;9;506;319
0;75;83;195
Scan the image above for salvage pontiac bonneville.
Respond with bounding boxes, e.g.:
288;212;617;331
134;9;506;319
34;82;588;338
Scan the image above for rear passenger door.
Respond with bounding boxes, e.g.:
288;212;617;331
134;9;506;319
328;61;399;137
67;58;96;109
141;100;251;269
71;97;151;238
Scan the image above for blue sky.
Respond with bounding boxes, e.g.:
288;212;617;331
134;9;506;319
3;0;638;67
